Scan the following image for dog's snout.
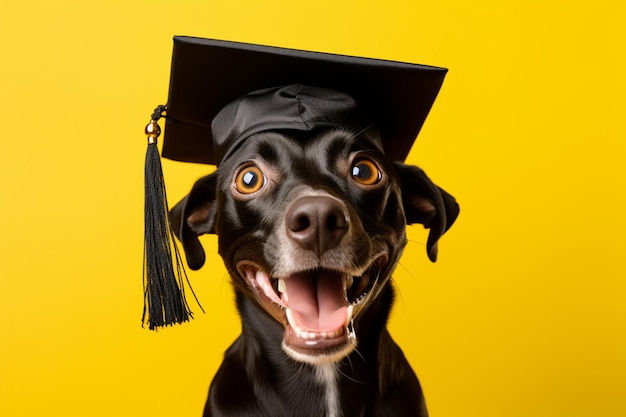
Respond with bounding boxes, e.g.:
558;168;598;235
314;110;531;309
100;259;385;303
286;196;349;256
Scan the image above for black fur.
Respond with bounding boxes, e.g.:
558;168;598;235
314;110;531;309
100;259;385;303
170;129;459;417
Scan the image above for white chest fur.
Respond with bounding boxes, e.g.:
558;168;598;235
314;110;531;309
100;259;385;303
314;363;341;417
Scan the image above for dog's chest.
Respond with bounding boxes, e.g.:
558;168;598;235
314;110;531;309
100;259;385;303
314;363;341;417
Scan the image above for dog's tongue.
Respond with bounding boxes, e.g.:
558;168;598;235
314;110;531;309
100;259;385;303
285;270;348;332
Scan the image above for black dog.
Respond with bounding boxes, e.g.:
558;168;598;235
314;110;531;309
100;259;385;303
170;128;458;417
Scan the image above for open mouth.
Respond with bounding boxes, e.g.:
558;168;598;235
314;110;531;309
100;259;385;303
237;256;386;362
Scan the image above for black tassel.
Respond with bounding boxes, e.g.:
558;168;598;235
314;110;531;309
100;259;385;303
142;106;202;330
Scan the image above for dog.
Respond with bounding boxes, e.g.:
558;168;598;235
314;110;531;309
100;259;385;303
170;127;459;417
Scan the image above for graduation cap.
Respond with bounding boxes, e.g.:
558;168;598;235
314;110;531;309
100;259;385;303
142;36;447;330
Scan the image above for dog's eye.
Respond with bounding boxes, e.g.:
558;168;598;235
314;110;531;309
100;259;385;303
351;158;382;186
234;165;266;194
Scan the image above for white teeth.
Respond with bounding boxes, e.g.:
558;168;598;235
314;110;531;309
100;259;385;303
277;279;288;302
277;278;286;294
294;329;342;340
347;319;356;341
345;304;354;327
286;308;297;332
251;269;283;306
352;292;368;305
286;308;348;340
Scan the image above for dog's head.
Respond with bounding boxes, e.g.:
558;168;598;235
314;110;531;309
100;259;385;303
170;128;458;364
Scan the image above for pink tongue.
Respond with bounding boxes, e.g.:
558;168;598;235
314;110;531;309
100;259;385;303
284;271;348;332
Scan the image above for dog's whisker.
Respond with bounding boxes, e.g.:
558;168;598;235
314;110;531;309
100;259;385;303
291;365;304;382
276;360;307;388
344;353;355;374
390;275;408;316
395;260;418;283
396;260;428;292
405;237;427;248
336;360;366;385
351;346;367;367
353;267;383;317
343;123;376;141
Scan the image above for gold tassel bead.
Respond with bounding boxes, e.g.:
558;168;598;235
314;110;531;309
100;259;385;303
145;120;161;145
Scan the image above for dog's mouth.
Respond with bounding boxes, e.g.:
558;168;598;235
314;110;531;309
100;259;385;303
237;256;386;363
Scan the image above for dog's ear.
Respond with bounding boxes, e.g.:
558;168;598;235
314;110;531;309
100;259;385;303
394;163;459;262
169;173;218;270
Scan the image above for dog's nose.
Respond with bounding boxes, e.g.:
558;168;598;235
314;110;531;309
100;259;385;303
286;196;349;256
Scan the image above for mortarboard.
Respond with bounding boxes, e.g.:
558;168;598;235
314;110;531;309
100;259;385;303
142;36;448;330
161;36;447;165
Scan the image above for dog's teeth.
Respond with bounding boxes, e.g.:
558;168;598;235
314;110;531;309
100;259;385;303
277;279;286;294
287;308;347;341
286;308;295;327
324;330;337;338
345;304;354;327
297;330;315;340
347;319;356;341
351;292;369;306
278;279;289;302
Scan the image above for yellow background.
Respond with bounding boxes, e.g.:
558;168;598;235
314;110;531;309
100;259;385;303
1;1;624;416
